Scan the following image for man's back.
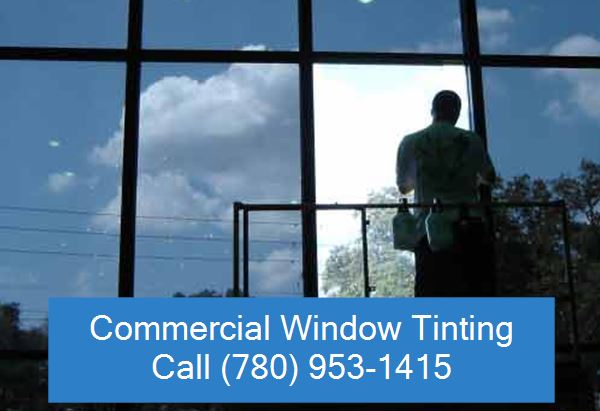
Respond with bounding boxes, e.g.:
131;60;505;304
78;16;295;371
396;122;495;206
398;90;496;297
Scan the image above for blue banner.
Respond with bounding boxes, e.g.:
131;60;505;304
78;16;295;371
49;297;554;403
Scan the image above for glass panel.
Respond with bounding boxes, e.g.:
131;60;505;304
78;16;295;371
0;62;124;349
248;212;302;297
318;207;415;298
314;64;469;297
0;0;128;48
477;0;600;56
108;63;301;297
313;0;462;53
318;210;363;297
484;68;600;345
366;205;416;297
143;0;297;50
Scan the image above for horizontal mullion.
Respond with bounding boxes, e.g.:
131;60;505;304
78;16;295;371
313;51;467;66
0;46;127;62
3;47;600;69
141;49;300;63
481;54;600;69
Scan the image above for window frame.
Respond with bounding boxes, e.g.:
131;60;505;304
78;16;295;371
1;0;600;363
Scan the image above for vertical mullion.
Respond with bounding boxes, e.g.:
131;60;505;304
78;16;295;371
298;0;319;297
461;0;496;298
460;0;491;204
118;0;144;298
460;0;487;147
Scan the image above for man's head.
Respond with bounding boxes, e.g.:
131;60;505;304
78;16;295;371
431;90;461;125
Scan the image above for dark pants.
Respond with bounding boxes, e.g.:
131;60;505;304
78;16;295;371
414;219;495;297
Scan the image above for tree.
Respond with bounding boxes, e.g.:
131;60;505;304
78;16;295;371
173;289;234;298
320;160;600;343
0;302;48;410
321;187;414;297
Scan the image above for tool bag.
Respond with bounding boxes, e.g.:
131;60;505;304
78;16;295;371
392;198;419;250
426;200;486;252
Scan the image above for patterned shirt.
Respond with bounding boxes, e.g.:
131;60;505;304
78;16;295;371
396;122;496;237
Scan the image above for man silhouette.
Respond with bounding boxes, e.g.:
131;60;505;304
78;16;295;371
396;90;496;297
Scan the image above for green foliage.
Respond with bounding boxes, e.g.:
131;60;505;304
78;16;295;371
320;160;600;344
173;288;234;298
321;187;415;297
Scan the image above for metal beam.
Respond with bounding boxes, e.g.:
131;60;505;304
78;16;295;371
118;0;143;298
0;47;127;61
232;202;241;297
313;51;466;66
2;48;600;70
298;0;319;297
481;54;600;69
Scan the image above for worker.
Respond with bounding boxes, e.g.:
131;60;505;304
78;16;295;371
396;90;496;296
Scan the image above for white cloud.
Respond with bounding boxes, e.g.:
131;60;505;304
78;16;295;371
477;7;514;30
92;171;222;232
93;62;300;233
74;269;112;297
92;54;468;293
545;35;600;122
551;34;600;56
251;248;302;295
48;171;77;193
421;7;513;53
416;39;462;53
474;7;514;50
543;99;573;123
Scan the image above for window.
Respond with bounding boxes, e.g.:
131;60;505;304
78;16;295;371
314;64;470;297
125;63;301;297
2;1;598;407
143;0;297;50
0;62;124;348
313;0;462;53
484;68;600;344
477;0;600;56
0;0;128;48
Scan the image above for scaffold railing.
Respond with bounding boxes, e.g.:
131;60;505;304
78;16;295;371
232;200;578;355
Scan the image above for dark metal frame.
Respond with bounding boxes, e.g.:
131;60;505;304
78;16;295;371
2;0;600;362
233;200;580;354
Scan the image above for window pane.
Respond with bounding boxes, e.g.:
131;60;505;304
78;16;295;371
318;210;363;297
143;0;297;50
111;63;301;297
0;62;124;349
314;0;462;52
248;212;302;297
484;68;600;345
314;64;469;297
477;0;600;56
0;0;128;48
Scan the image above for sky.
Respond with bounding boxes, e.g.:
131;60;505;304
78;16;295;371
1;0;600;332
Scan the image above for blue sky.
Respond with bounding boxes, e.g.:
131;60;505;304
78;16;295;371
1;0;600;330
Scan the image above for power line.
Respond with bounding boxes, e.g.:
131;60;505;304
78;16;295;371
0;224;301;246
0;247;300;264
0;205;302;227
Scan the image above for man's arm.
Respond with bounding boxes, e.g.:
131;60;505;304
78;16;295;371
470;132;496;187
396;136;416;195
478;146;496;187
